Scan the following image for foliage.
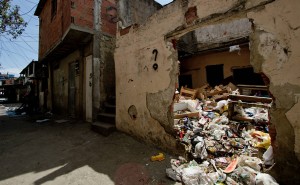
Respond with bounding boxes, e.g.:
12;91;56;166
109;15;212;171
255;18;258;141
0;0;27;39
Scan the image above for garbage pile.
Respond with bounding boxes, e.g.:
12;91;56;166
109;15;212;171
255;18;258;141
167;84;277;184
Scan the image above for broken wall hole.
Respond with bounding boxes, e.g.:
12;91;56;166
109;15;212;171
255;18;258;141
167;17;277;183
128;105;137;120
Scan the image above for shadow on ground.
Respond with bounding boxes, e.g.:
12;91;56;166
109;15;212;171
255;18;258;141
0;114;180;185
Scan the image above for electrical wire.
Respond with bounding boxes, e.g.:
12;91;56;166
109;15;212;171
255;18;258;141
21;4;37;16
24;0;37;4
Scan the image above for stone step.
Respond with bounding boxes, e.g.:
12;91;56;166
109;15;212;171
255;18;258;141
104;102;116;114
91;122;116;136
106;96;116;105
97;113;115;124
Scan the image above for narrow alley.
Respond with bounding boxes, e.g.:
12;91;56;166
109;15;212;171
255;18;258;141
0;105;179;185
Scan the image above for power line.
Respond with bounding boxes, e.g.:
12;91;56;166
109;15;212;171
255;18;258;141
20;36;37;53
0;43;31;61
7;38;37;55
21;4;37;16
0;48;22;69
23;33;38;41
24;0;37;4
1;40;38;42
2;35;37;54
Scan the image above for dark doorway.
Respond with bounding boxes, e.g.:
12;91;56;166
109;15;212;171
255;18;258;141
206;64;224;87
179;74;193;89
68;62;76;117
232;67;264;85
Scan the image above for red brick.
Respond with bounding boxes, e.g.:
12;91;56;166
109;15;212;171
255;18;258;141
185;6;198;25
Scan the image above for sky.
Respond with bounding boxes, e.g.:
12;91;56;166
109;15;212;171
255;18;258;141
0;0;173;77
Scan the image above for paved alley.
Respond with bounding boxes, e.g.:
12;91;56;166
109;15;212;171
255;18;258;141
0;107;180;185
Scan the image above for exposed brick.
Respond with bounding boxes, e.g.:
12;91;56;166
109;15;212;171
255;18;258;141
120;26;131;36
185;6;198;25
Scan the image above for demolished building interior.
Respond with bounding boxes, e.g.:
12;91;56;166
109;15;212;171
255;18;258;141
114;0;300;184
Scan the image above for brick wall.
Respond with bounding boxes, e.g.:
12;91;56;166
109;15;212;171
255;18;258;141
39;0;67;59
101;0;117;35
38;0;94;59
71;0;94;30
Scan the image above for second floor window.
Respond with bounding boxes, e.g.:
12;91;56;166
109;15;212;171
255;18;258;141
51;0;57;19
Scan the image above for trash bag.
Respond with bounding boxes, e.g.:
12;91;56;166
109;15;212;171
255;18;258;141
255;173;279;185
263;146;274;166
193;136;208;159
181;166;203;185
166;168;178;181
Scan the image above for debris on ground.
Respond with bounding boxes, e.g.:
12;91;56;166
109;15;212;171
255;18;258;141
151;152;165;161
36;118;50;123
167;84;277;184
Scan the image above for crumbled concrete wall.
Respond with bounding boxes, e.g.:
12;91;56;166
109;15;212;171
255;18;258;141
115;0;300;182
194;18;252;48
115;1;187;153
247;0;300;182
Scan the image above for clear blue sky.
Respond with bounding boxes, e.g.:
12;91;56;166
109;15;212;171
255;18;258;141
0;0;173;76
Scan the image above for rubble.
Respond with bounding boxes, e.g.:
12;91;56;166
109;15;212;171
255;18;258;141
168;84;277;184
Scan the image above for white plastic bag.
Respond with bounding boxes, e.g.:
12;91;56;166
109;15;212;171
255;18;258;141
181;166;203;185
263;146;274;166
193;136;208;159
255;173;279;185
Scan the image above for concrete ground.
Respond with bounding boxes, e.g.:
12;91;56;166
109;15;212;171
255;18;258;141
0;104;181;185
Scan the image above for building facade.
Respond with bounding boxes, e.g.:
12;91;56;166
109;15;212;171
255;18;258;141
34;0;116;120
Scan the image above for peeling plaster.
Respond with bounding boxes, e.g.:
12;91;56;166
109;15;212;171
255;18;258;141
146;63;176;134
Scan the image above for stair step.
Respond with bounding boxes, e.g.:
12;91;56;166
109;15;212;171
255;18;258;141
104;102;116;114
91;122;116;136
97;113;115;124
107;96;116;105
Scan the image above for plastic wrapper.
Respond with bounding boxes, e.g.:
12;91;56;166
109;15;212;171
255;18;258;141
193;136;208;159
250;130;271;149
214;100;229;113
239;155;262;171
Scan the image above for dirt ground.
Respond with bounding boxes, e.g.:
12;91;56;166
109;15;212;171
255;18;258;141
0;104;181;185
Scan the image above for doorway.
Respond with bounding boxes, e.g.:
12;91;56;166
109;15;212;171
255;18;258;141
206;64;224;87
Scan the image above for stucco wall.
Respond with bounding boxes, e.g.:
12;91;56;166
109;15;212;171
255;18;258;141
115;0;300;182
115;1;187;153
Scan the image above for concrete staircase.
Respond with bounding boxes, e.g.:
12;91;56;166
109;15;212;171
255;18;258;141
91;97;116;136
